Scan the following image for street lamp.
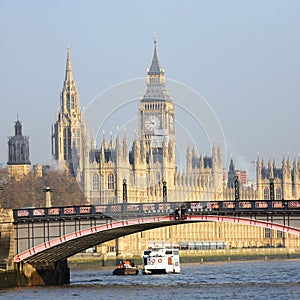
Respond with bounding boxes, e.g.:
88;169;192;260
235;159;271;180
123;179;127;203
163;181;167;202
43;187;54;207
269;178;275;201
234;176;240;201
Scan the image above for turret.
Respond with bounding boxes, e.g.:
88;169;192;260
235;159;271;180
268;159;274;179
199;154;204;171
282;155;292;199
115;133;122;163
227;158;235;188
217;145;222;168
168;139;175;162
256;155;262;199
91;136;97;150
293;158;299;199
100;133;106;162
212;144;217;167
186;146;192;174
133;138;140;166
140;136;146;163
123;131;129;163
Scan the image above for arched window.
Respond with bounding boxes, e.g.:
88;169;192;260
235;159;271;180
156;172;161;185
21;143;26;161
92;174;99;191
263;188;269;200
276;188;282;200
108;173;114;190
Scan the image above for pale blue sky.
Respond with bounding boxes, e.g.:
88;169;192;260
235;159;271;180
0;0;300;180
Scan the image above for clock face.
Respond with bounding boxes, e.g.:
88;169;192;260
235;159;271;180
145;115;160;130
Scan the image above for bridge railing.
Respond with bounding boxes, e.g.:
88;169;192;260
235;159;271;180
13;200;300;222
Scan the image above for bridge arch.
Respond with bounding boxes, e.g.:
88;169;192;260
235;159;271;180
14;215;300;263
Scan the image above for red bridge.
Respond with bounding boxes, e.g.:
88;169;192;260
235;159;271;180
9;199;300;286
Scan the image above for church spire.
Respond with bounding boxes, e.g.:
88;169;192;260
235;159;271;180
65;44;73;82
61;44;80;118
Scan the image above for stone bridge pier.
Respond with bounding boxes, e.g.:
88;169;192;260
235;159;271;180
0;208;15;269
16;260;70;286
0;208;70;286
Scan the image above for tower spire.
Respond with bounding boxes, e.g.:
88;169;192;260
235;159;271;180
148;33;163;75
142;34;171;102
61;44;80;117
65;44;73;82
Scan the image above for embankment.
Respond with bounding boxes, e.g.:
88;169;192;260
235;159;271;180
68;248;300;269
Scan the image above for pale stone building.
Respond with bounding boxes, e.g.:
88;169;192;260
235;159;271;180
52;39;300;255
52;39;224;205
256;156;300;200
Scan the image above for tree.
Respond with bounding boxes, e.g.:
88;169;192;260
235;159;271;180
0;168;87;209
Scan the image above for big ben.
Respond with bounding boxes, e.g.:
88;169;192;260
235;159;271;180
138;36;175;150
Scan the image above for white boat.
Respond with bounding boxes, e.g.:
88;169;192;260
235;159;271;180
142;247;180;275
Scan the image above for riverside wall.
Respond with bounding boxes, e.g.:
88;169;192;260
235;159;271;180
68;247;300;268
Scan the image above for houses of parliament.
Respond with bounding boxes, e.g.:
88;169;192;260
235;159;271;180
6;38;300;253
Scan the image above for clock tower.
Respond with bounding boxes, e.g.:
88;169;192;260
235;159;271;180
138;36;175;150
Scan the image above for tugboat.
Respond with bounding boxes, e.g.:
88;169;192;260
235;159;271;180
112;260;139;275
142;247;180;275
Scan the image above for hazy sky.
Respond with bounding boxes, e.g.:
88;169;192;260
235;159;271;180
1;0;300;180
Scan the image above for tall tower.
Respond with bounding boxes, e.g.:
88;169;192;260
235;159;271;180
227;158;236;188
7;118;31;179
52;45;84;175
138;36;176;190
138;35;175;149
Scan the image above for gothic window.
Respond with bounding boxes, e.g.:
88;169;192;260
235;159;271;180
156;172;160;185
276;188;282;200
264;228;271;238
67;93;70;110
12;144;16;161
17;143;20;161
21;144;26;161
76;128;81;148
108;173;114;190
92;174;99;191
71;96;75;109
263;188;269;200
277;230;283;238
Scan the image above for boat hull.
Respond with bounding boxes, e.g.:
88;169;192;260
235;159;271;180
113;267;139;276
142;268;180;275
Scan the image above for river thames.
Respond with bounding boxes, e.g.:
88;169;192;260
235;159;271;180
1;260;300;299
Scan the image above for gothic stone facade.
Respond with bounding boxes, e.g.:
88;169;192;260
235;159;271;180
52;40;300;255
52;39;224;205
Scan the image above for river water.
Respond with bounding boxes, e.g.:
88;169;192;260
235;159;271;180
1;260;300;299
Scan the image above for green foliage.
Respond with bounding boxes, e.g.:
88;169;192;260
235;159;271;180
0;168;87;209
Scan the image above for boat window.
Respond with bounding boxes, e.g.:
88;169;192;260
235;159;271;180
144;250;151;255
166;250;172;255
173;250;179;255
